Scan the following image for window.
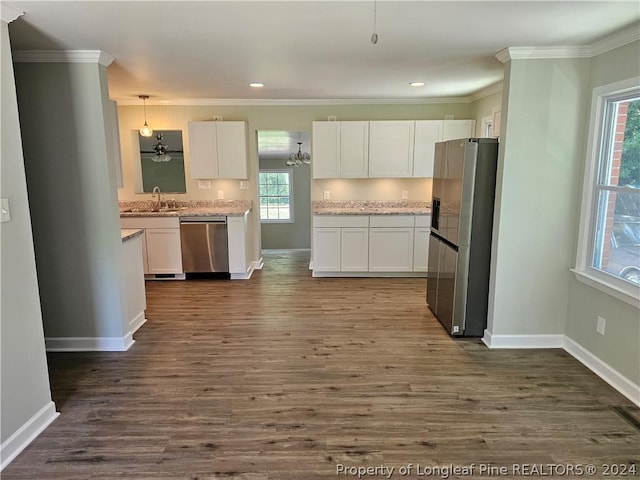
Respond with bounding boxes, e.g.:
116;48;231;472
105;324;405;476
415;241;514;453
259;170;293;223
575;77;640;307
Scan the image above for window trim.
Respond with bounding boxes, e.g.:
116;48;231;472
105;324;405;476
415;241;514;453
573;76;640;309
258;168;294;224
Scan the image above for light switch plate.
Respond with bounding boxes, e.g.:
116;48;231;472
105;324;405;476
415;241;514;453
323;191;330;200
198;180;212;189
1;198;10;223
401;190;408;200
217;190;224;199
239;180;249;190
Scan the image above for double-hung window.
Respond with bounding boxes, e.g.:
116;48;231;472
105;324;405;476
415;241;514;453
574;77;640;307
259;169;293;223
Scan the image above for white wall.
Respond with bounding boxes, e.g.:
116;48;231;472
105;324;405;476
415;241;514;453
0;20;57;469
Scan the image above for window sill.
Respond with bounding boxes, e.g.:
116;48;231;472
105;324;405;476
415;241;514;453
571;268;640;309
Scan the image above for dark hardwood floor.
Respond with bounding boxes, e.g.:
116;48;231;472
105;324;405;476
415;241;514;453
4;250;638;479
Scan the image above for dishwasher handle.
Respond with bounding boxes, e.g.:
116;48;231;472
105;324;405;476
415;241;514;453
179;216;226;223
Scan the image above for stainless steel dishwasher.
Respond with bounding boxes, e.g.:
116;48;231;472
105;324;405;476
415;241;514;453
179;216;229;275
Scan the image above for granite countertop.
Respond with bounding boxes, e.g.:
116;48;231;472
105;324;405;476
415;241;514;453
121;228;144;242
119;200;252;218
313;200;431;216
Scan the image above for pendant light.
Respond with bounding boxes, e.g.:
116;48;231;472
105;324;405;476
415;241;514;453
370;0;378;44
138;95;153;137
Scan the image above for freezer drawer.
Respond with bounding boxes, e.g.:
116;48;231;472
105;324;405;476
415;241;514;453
180;220;229;273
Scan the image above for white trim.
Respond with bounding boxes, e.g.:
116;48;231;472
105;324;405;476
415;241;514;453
1;3;23;23
12;50;115;66
591;24;640;58
230;258;263;280
495;46;592;63
571;269;640;309
312;271;426;278
468;82;503;102
129;313;147;335
115;96;470;106
45;334;134;352
564;337;640;407
253;257;264;270
0;401;58;471
481;331;565;349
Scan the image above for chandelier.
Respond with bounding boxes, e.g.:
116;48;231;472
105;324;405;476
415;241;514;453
285;142;311;167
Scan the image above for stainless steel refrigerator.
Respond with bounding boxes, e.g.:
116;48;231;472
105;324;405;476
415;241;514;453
427;138;498;336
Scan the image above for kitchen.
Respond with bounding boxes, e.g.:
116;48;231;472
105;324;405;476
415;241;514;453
1;0;639;475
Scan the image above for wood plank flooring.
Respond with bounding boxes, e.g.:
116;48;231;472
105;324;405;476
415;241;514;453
4;249;639;479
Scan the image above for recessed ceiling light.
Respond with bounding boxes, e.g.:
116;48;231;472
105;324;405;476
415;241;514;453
410;82;425;87
249;83;264;88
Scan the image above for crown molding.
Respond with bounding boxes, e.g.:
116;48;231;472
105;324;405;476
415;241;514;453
495;46;591;63
114;96;471;106
12;50;114;66
1;2;23;23
591;23;640;57
468;82;503;103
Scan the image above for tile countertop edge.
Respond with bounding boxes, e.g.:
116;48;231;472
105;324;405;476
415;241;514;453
121;229;144;242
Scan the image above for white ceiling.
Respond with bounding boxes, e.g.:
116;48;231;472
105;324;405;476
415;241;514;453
6;1;640;102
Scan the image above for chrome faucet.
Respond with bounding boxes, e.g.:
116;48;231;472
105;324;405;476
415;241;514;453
152;185;162;210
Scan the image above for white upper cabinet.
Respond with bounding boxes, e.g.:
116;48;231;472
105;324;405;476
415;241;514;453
442;119;475;141
188;121;248;179
312;122;340;178
339;122;369;178
369;121;415;178
312;121;368;178
413;120;443;178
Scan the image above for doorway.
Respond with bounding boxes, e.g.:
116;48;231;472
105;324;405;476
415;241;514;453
257;130;311;249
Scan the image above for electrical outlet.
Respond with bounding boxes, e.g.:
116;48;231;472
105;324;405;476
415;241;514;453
323;191;331;200
198;180;211;190
217;190;224;199
596;316;606;335
239;180;249;190
401;190;408;200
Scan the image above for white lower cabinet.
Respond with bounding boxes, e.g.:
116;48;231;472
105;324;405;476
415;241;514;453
120;217;183;276
341;228;369;272
313;227;341;271
313;215;429;276
145;229;183;274
369;227;414;272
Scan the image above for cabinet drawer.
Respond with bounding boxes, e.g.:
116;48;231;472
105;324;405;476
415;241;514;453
369;215;414;228
313;215;369;228
120;216;180;229
414;215;432;227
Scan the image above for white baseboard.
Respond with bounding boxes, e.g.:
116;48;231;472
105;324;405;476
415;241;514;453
0;401;58;471
252;257;264;270
482;330;639;407
482;330;565;348
309;260;314;270
129;312;147;334
45;333;134;352
231;258;263;280
564;337;640;407
312;271;427;278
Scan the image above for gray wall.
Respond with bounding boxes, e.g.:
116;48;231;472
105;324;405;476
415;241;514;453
0;19;54;447
259;157;311;249
564;40;640;385
13;60;127;341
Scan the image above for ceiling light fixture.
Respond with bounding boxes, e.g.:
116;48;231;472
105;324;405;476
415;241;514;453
285;142;311;167
249;82;264;88
138;95;153;137
370;0;378;44
410;82;425;87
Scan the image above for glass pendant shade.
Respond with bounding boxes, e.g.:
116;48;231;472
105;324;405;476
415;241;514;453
138;95;153;137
